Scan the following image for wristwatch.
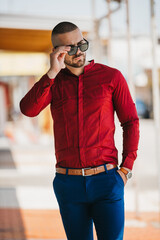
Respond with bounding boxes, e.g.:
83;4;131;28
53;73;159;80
120;167;132;180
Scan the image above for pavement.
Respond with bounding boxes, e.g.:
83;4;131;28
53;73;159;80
0;119;160;240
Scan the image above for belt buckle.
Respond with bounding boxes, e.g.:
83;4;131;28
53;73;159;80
82;167;92;176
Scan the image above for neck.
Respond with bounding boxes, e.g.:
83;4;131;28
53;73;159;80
66;61;90;76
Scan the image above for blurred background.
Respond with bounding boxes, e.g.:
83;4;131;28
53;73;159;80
0;0;160;239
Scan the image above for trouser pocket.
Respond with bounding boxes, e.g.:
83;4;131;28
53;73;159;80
114;170;125;187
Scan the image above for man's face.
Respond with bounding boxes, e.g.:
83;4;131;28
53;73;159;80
52;28;86;68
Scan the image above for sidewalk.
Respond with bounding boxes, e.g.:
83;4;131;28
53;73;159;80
0;209;160;240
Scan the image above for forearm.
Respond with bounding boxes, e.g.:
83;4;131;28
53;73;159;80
20;73;55;117
113;70;140;170
120;118;139;170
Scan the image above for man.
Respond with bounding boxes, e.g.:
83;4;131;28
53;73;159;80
20;21;139;240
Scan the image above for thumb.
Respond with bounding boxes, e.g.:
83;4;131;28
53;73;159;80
59;52;66;62
59;53;66;68
61;63;66;69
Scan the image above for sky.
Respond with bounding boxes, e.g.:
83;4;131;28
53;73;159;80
0;0;160;36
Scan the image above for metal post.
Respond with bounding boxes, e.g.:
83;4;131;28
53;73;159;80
150;0;160;228
126;0;135;100
106;0;113;66
91;0;101;62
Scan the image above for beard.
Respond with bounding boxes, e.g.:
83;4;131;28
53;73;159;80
64;53;86;68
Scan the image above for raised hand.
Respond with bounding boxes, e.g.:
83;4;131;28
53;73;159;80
47;46;71;79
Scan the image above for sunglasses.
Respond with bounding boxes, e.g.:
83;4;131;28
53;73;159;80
54;38;89;56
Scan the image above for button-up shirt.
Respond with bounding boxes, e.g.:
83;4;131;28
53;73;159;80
20;60;139;170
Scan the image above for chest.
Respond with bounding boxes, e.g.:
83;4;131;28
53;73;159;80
51;74;114;102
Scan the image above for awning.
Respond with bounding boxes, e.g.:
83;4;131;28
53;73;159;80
0;28;52;52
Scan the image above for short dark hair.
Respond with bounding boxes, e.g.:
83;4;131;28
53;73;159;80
51;21;78;46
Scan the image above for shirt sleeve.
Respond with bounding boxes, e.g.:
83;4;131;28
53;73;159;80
19;73;55;117
113;70;140;170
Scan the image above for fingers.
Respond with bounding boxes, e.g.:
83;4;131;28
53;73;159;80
49;46;69;71
57;52;66;69
53;46;71;55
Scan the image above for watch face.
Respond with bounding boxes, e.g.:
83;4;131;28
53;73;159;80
127;171;132;179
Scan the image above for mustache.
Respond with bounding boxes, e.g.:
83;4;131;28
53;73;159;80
73;54;84;59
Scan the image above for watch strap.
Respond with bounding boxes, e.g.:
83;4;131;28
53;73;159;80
120;168;129;175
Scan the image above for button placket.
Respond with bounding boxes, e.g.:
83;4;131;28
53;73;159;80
78;75;85;165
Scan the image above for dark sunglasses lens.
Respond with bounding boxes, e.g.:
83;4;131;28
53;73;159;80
68;46;77;56
80;43;88;52
68;41;89;56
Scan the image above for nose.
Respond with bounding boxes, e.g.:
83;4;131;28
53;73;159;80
76;46;82;55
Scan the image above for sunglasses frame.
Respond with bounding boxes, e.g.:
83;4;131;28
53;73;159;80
54;38;89;56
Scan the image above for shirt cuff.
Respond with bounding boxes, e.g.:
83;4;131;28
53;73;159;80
41;73;55;88
120;151;137;170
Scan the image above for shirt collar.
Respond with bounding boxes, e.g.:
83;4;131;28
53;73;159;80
62;59;95;76
84;59;95;73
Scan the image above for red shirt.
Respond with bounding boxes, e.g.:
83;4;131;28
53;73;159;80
20;60;139;170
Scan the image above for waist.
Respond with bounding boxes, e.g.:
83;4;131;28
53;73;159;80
56;163;117;176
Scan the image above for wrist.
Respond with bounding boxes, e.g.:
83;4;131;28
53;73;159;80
119;167;132;180
121;167;132;171
47;69;58;79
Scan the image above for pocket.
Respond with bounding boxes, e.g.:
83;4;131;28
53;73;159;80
52;174;67;202
114;170;125;187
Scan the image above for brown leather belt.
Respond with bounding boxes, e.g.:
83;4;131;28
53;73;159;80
56;164;117;176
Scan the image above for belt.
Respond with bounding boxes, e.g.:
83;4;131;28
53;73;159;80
56;164;117;176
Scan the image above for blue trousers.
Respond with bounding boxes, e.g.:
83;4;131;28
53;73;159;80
53;165;125;240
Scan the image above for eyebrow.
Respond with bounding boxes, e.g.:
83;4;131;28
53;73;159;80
55;39;84;49
77;39;84;44
67;39;84;47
